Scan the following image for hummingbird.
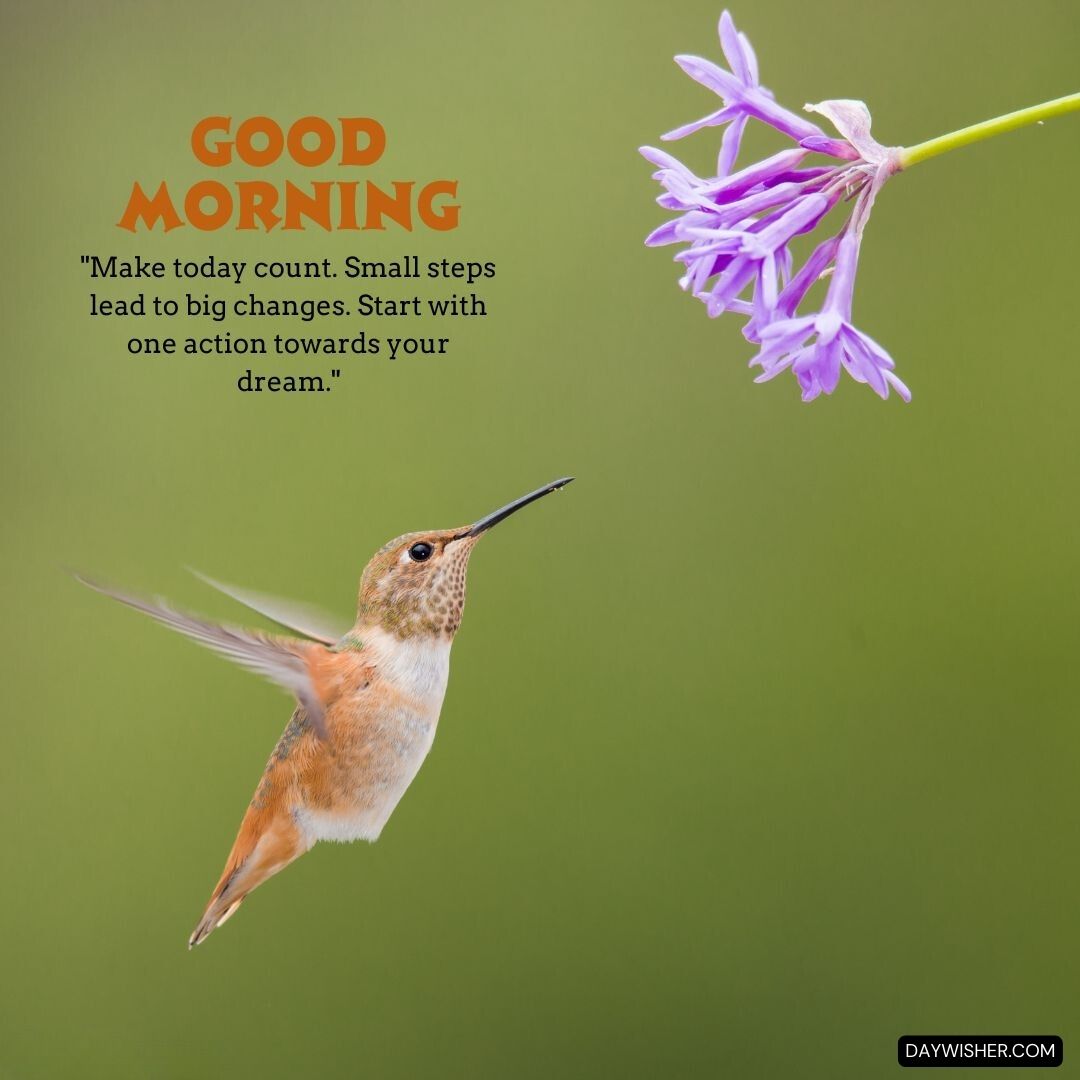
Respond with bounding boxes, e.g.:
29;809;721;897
77;477;573;947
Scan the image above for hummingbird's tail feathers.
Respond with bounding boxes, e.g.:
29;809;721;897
189;895;245;948
189;812;308;948
187;569;351;646
74;574;331;740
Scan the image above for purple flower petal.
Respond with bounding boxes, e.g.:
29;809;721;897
644;220;683;247
702;148;810;203
775;234;840;319
663;106;738;142
846;323;896;371
723;297;755;316
765;166;835;186
884;371;912;402
718;10;752;84
820;337;843;394
673;53;744;100
736;29;759;85
839;329;888;397
752;254;777;324
743;94;824;143
822;230;860;321
777;244;793;285
749;316;814;368
639;145;699;173
759;192;832;245
800;135;859;160
701;255;760;315
717;112;748;176
724;179;825;224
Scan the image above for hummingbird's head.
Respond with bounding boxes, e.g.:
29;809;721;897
357;527;477;639
356;477;574;640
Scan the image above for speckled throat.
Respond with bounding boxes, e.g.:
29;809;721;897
356;530;476;640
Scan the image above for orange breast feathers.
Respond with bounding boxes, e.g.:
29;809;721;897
304;648;377;727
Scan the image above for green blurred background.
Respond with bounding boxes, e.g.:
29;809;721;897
3;1;1078;1076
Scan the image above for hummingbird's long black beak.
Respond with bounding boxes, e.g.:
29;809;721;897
466;477;575;537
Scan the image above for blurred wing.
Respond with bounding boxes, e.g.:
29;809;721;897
76;574;329;739
188;569;349;646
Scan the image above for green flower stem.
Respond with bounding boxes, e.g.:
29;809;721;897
898;91;1080;169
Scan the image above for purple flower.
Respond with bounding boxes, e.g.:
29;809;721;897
642;13;908;402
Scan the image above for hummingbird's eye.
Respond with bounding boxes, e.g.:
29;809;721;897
408;541;434;563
